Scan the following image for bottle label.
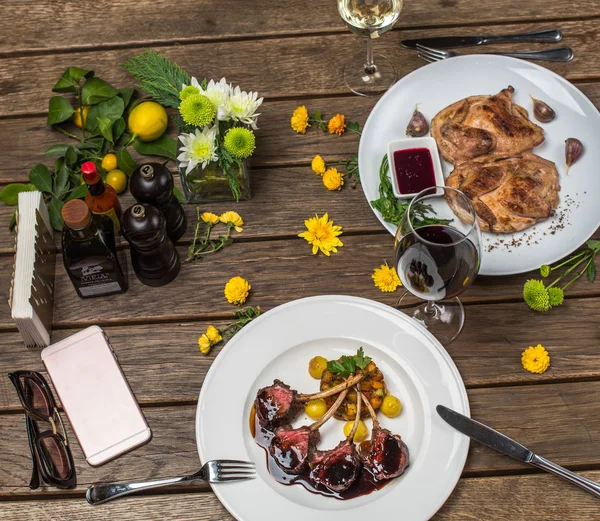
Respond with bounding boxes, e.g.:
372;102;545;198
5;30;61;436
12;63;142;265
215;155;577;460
71;261;124;297
94;207;120;232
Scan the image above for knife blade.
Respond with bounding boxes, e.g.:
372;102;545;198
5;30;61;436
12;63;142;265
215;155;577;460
436;404;533;463
401;29;562;50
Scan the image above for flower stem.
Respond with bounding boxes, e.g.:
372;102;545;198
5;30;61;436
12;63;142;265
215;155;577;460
55;126;83;141
548;252;591;288
562;256;594;290
551;249;588;272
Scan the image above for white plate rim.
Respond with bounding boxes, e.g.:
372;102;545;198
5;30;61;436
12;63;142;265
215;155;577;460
358;54;600;276
196;295;470;521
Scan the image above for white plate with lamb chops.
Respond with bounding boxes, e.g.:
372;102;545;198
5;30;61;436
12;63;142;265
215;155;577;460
196;295;469;521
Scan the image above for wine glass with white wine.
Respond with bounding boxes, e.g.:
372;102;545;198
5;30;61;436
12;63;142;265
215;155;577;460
338;0;403;96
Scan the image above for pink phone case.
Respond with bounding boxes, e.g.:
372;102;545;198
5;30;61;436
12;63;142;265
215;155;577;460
41;325;151;466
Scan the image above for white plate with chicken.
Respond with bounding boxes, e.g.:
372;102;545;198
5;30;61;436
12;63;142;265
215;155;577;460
196;295;469;521
359;55;600;275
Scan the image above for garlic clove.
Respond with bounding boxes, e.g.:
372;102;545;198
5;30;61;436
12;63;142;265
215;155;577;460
406;106;429;137
530;95;556;123
565;137;583;175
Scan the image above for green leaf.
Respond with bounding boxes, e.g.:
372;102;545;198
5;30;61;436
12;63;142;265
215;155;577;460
67;183;88;201
586;239;600;252
45;144;71;157
81;77;117;105
117;148;138;176
86;96;125;135
65;146;78;167
47;96;75;125
112;118;126;141
47;197;65;231
118;132;133;146
0;183;38;205
173;185;186;204
29;164;53;194
354;347;372;370
118;88;135;108
53;163;70;200
52;67;94;93
77;142;100;151
98;118;114;143
588;259;596;282
314;109;322;120
100;139;111;157
326;355;356;377
347;121;361;133
133;134;177;160
9;209;17;231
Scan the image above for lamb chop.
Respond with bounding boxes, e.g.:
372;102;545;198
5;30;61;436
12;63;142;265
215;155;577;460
309;385;363;492
269;388;349;475
359;392;409;481
255;374;362;428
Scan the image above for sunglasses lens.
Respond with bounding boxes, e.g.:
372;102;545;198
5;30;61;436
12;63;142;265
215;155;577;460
21;376;52;418
39;435;72;480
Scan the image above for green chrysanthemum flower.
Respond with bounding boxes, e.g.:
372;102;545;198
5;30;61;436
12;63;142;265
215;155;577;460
179;93;216;127
523;279;550;312
224;127;256;159
180;85;200;101
548;287;564;307
540;264;551;278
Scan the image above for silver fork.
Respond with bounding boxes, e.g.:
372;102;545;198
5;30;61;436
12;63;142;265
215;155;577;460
86;459;256;505
416;44;574;63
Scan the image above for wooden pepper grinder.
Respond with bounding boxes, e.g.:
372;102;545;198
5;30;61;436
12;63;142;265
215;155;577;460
129;163;187;242
121;203;181;287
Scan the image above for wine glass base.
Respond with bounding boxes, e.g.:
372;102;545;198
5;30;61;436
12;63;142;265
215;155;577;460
397;292;465;345
342;52;397;96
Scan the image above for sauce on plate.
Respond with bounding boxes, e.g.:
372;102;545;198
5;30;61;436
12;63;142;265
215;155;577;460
393;148;436;194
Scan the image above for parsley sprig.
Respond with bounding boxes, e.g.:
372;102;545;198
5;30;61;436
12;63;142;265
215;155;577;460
327;347;372;378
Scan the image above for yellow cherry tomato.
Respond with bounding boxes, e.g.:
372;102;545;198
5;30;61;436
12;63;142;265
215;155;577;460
106;169;127;194
380;395;402;418
308;356;328;379
343;420;368;442
305;399;327;420
101;153;118;172
73;106;89;128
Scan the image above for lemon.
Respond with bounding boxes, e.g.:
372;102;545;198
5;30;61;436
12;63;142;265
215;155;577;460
73;106;89;128
127;101;168;142
101;153;118;172
106;169;127;194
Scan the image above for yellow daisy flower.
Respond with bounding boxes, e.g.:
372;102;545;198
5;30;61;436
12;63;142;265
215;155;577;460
198;334;211;355
328;113;346;135
521;344;551;374
291;105;310;134
219;211;244;232
206;325;222;344
372;263;402;292
311;155;326;176
322;168;344;191
201;212;220;225
298;213;343;256
224;276;251;305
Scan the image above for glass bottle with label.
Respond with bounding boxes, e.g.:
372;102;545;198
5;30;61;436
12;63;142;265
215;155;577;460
61;199;128;299
81;161;122;233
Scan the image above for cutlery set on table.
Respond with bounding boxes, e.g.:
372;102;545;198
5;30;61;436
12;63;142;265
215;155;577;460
402;28;574;62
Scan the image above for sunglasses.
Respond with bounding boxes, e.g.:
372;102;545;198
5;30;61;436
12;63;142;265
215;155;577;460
8;371;76;489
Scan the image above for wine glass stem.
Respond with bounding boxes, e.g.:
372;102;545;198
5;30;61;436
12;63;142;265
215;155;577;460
365;37;376;75
424;301;438;317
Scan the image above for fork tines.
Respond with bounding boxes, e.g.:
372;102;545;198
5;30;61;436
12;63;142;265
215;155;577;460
416;44;448;63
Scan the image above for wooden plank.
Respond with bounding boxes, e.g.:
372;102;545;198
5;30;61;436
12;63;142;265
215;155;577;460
0;233;598;331
3;82;600;186
3;1;600;55
1;381;600;495
1;465;600;520
1;20;599;117
0;298;599;411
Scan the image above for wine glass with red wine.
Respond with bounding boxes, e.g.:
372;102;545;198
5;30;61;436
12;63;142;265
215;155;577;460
394;186;481;345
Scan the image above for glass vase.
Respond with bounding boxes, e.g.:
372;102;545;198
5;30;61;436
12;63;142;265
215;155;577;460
178;159;251;203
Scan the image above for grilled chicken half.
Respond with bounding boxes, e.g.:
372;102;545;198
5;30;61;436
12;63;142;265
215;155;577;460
445;153;560;233
431;86;544;165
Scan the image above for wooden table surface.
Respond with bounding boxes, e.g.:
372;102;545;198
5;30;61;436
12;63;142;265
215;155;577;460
1;1;600;519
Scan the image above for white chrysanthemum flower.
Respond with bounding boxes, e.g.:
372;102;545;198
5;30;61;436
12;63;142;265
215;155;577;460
223;86;263;129
177;125;218;174
190;77;203;90
200;77;231;121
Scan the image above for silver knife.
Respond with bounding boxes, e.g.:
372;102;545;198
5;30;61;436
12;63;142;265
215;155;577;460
401;29;562;50
436;404;600;499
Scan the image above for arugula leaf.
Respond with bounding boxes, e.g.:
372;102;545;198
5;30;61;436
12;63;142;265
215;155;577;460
355;347;372;370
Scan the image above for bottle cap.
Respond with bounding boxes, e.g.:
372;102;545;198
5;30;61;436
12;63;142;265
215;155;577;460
81;161;99;183
62;199;91;230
